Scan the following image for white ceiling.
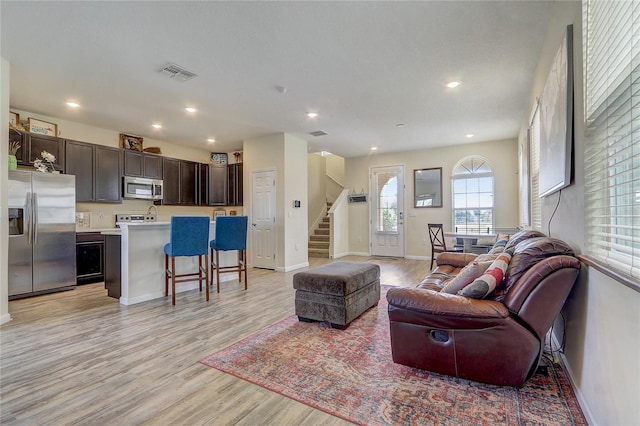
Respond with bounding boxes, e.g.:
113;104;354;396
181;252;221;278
1;1;553;158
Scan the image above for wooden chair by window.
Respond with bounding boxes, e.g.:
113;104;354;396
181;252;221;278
428;223;463;270
164;216;211;305
210;216;248;293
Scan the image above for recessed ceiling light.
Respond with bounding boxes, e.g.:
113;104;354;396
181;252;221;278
446;81;461;88
307;112;318;118
465;133;474;138
152;124;162;129
185;107;197;113
371;146;378;151
66;102;80;108
207;138;215;143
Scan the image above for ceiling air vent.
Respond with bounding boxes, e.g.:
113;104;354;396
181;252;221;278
159;62;198;82
308;130;328;137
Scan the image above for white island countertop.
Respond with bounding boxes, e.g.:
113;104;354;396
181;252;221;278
115;220;236;305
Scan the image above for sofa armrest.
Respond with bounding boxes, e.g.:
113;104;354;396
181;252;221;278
387;287;509;319
436;252;478;268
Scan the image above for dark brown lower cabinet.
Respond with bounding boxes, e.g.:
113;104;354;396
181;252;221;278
104;234;121;299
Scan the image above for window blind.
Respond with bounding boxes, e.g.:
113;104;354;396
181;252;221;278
584;0;640;279
519;130;531;227
530;106;542;231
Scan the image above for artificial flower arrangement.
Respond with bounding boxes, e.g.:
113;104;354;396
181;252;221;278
9;140;21;156
33;150;57;173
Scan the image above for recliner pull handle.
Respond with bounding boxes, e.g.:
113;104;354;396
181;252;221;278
429;329;449;343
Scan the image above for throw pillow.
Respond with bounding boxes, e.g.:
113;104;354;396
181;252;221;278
440;261;493;294
489;239;508;254
458;247;515;299
496;232;511;242
475;252;500;262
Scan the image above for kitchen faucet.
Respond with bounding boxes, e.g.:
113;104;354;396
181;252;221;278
147;204;158;220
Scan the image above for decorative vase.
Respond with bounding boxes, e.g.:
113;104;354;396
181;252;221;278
8;155;17;170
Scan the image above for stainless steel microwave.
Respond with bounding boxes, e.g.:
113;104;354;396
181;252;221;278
123;176;163;200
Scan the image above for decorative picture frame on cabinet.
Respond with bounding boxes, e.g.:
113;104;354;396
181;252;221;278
211;152;228;165
27;117;58;137
120;133;144;151
9;111;19;126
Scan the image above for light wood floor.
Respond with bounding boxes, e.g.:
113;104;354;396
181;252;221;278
1;256;427;425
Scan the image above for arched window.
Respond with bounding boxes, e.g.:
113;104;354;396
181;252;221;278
452;155;494;234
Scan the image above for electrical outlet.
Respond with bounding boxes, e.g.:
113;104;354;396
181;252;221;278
295;243;299;251
423;239;428;245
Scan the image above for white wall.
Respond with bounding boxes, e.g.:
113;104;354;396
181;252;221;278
283;134;308;269
345;139;519;258
307;153;327;233
243;132;308;272
1;58;10;324
325;154;344;185
521;2;640;424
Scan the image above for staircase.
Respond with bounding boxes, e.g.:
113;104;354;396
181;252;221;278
308;202;332;258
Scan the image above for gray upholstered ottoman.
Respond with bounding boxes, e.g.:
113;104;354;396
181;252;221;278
293;261;381;329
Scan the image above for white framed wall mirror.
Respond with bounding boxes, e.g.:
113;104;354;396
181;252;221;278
414;167;443;208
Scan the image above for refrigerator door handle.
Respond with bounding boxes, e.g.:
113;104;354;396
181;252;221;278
26;192;33;245
33;193;38;245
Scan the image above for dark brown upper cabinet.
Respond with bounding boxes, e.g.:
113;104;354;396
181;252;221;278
123;150;163;179
200;164;227;206
13;131;65;172
161;158;199;206
65;140;121;203
227;163;243;206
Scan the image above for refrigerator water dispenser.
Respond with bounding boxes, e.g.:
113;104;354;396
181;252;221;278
8;208;24;236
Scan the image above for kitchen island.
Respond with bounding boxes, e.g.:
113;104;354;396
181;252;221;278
110;221;238;305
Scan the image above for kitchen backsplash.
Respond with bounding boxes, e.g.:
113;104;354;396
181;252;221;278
76;200;243;229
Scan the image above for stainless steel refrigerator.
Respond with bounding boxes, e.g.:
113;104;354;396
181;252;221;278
8;170;76;298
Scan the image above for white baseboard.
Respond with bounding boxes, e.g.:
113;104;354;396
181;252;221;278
0;313;12;325
276;262;309;272
405;255;430;261
330;252;351;259
551;334;595;426
348;252;371;257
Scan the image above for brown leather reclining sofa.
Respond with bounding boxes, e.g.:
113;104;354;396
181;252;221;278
386;231;581;387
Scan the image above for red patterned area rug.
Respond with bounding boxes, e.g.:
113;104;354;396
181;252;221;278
200;286;586;425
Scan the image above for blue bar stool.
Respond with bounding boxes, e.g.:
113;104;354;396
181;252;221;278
164;216;211;305
210;216;248;293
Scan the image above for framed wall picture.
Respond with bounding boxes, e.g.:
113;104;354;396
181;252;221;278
120;133;144;151
539;24;573;197
9;111;19;126
211;152;228;165
27;117;58;137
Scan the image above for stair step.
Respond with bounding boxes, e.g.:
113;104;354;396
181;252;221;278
308;248;329;258
318;222;329;229
314;229;329;236
309;241;329;249
322;217;330;223
310;235;329;242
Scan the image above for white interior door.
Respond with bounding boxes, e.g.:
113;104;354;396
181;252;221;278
251;169;276;269
370;165;405;257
